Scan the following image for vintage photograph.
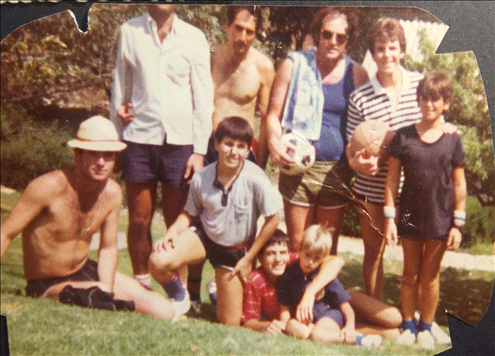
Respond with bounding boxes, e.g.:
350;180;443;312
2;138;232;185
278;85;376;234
1;3;494;355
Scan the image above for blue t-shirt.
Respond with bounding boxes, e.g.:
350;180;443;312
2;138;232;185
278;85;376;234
387;124;466;239
313;57;355;162
277;260;351;316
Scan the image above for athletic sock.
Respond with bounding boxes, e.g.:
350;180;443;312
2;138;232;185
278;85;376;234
134;274;152;289
161;275;186;301
419;320;433;332
187;276;202;302
401;319;418;336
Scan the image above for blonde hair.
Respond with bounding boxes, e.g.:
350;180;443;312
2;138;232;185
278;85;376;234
300;225;334;256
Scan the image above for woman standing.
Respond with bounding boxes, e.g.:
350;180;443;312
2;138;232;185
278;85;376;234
266;7;369;252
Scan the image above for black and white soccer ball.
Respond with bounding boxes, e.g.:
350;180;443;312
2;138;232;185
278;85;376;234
279;131;315;176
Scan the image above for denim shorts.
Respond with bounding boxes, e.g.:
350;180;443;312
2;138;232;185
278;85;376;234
121;141;193;187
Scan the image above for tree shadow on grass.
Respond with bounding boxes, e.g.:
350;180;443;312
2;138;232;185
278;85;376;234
438;267;494;327
338;258;493;327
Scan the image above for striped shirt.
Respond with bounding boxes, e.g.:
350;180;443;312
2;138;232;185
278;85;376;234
346;67;423;204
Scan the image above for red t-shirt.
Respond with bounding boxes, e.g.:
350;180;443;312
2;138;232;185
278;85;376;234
241;252;298;324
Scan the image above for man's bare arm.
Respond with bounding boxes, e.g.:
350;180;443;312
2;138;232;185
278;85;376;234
256;58;275;170
1;175;54;261
96;182;123;292
266;58;296;168
230;213;280;283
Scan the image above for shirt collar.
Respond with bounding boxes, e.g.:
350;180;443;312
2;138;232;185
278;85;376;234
213;161;245;191
370;66;412;95
145;11;178;38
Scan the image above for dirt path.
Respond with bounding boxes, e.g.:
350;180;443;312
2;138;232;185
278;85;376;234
90;210;494;273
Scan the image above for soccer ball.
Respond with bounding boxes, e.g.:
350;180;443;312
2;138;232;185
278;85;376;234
279;131;315;176
348;120;394;158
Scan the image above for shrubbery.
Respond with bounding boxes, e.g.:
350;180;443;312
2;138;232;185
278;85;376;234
1;105;74;190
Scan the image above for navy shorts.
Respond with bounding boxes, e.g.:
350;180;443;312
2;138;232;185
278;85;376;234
122;140;193;187
26;259;98;298
191;222;248;269
313;301;345;327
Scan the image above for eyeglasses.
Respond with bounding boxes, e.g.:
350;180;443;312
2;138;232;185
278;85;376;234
321;30;348;44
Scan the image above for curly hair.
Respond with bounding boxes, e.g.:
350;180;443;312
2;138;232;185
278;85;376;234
309;7;359;47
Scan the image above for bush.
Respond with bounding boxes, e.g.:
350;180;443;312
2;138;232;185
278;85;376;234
463;196;495;247
341;205;361;237
1;105;74;190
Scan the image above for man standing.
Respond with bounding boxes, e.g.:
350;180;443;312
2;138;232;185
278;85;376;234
206;5;275;169
1;116;180;320
185;6;275;311
110;5;214;289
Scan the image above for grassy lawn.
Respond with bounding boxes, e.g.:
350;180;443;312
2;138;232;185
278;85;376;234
1;190;494;355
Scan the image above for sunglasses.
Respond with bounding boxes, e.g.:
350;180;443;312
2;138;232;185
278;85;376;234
321;30;348;44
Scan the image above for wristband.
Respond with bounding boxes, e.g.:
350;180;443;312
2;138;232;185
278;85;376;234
453;210;466;226
383;206;396;219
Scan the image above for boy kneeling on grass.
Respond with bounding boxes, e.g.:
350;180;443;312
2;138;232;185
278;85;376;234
148;116;280;325
384;72;466;349
277;225;383;347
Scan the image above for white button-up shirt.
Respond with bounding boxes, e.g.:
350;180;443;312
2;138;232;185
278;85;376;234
110;12;213;154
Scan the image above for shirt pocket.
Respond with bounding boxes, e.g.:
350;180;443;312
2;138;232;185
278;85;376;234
233;199;250;222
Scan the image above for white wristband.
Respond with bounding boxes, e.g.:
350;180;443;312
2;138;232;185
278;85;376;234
454;210;466;220
383;206;396;219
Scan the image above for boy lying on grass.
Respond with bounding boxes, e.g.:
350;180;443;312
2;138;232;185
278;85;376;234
242;229;403;340
277;225;384;347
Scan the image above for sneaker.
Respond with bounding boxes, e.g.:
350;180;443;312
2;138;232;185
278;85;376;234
360;334;383;348
396;329;416;346
172;291;190;322
431;322;451;345
417;330;435;350
187;299;201;316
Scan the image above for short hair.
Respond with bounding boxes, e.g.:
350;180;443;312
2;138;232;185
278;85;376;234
416;72;454;103
367;17;407;54
309;7;359;47
214;116;254;146
258;229;290;258
300;225;334;257
226;5;262;33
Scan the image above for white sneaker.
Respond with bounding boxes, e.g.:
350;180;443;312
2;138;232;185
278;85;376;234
188;299;201;315
431;322;451;345
396;329;416;346
171;291;190;322
417;330;435;350
360;334;383;348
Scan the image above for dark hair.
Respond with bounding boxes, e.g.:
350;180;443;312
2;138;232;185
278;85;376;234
226;5;262;33
214;116;253;146
258;229;290;258
367;17;406;54
309;7;359;47
417;72;454;103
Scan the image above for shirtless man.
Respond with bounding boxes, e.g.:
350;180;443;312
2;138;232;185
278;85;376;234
206;5;275;169
187;6;275;312
1;116;183;321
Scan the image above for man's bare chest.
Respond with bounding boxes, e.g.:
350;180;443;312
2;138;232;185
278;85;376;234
214;63;261;104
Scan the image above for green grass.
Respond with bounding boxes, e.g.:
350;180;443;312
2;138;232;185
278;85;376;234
1;191;494;355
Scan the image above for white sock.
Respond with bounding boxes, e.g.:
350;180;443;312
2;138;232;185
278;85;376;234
134;274;152;289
